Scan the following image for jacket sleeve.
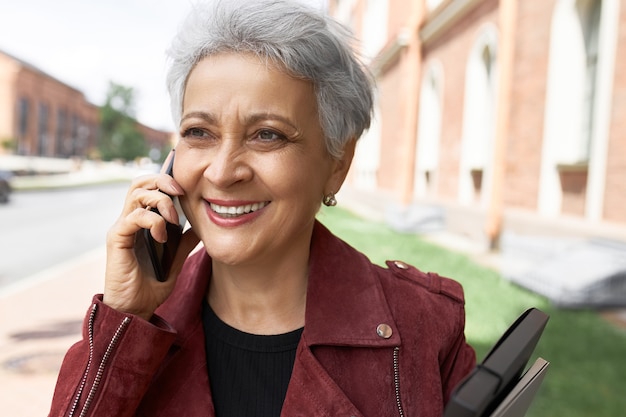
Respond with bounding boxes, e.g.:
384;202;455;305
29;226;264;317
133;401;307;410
440;304;476;404
48;295;177;417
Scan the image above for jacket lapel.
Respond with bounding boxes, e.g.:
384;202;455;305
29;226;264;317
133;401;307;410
147;250;215;416
304;221;400;348
281;337;364;416
280;222;401;415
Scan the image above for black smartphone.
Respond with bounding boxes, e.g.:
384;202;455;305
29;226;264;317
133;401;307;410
141;152;186;282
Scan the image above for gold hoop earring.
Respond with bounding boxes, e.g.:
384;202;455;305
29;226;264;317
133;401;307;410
323;193;337;207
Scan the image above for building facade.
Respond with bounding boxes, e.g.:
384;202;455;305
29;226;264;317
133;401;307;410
331;0;626;247
0;50;100;157
0;50;172;159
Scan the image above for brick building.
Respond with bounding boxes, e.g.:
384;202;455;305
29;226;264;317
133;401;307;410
331;0;626;248
0;49;172;159
0;50;99;157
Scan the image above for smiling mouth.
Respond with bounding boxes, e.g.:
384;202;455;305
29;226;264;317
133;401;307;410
209;201;270;218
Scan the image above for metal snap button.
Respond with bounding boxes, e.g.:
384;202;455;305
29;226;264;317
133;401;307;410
376;323;393;339
394;261;409;269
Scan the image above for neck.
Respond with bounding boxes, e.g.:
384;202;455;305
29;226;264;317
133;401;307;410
208;249;309;335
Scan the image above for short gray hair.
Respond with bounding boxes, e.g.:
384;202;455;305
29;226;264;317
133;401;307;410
166;0;374;158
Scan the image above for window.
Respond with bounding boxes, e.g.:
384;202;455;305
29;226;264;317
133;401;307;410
544;0;602;165
458;27;498;206
414;64;443;198
17;98;29;137
37;103;49;156
579;0;602;161
56;108;67;156
71;114;80;153
539;0;604;216
354;93;381;190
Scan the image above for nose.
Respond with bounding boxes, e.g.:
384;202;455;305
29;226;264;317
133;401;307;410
203;140;253;188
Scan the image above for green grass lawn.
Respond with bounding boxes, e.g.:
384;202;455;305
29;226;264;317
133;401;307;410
317;207;626;417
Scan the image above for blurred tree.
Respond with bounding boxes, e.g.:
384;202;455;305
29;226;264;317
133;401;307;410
99;82;148;161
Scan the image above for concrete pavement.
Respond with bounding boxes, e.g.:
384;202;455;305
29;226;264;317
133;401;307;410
0;155;129;415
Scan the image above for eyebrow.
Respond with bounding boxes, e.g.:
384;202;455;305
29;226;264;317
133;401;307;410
180;111;298;129
180;111;217;124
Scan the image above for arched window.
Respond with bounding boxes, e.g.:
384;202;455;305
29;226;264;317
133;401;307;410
353;93;382;190
414;63;443;198
458;28;498;206
579;0;602;160
543;0;601;165
539;0;602;215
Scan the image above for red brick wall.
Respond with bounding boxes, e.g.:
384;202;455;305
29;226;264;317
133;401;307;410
13;67;99;157
377;57;407;194
339;0;626;229
0;54;17;151
420;0;499;201
503;0;556;210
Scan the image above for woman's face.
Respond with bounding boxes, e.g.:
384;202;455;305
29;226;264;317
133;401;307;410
174;53;352;267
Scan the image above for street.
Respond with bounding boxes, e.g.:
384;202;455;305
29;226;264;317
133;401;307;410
0;183;129;289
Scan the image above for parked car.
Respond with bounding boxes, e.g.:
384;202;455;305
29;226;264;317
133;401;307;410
0;170;12;203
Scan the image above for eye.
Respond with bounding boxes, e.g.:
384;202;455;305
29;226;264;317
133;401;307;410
181;127;209;138
256;129;285;142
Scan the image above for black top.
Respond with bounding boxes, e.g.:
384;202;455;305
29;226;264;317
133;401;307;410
202;301;303;417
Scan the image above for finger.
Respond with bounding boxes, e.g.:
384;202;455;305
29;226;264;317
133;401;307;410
127;174;184;202
109;207;168;246
130;188;180;225
135;208;169;243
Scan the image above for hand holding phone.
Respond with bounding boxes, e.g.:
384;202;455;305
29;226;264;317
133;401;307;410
141;151;187;282
104;149;199;319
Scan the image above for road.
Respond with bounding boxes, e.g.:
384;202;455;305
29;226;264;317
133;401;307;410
0;183;129;289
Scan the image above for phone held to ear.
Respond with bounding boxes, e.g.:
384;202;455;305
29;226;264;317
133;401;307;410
140;151;187;282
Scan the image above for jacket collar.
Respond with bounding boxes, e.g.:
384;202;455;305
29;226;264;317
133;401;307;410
303;221;400;348
162;220;400;349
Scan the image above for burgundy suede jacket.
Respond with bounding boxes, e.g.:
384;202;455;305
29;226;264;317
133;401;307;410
49;221;476;417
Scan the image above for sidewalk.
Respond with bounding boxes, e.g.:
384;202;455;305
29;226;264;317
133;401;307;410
0;248;106;416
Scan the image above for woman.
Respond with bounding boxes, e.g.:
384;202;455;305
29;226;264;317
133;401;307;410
50;1;475;416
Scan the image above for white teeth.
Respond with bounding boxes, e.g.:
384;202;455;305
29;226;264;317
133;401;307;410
210;201;269;217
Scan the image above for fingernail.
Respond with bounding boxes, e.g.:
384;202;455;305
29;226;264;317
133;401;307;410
166;182;183;195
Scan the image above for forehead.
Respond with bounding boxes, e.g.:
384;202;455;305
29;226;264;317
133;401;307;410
182;53;323;136
183;53;317;112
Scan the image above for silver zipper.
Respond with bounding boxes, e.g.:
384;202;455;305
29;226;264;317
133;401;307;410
68;304;97;417
393;346;405;417
68;303;131;417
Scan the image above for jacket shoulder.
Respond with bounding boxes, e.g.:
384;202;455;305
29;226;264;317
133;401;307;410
381;260;465;304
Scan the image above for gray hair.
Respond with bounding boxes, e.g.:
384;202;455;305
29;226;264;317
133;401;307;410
166;0;374;158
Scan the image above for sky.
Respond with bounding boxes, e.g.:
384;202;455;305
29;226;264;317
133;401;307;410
0;0;326;132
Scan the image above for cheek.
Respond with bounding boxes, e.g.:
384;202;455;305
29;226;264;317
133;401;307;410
271;156;330;199
173;149;206;193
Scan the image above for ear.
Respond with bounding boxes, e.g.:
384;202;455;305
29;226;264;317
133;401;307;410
325;138;357;195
